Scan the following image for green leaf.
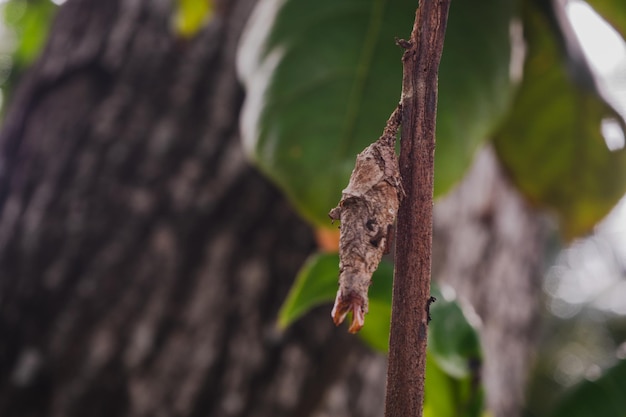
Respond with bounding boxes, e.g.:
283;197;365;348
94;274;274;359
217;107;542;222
277;252;339;329
424;353;485;417
493;2;626;239
279;253;485;416
278;251;483;371
435;0;517;196
550;360;626;417
429;287;482;379
424;354;457;417
277;251;395;348
172;0;213;38
238;0;516;228
2;0;57;67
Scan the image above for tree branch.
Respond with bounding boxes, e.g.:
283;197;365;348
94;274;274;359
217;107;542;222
384;1;451;416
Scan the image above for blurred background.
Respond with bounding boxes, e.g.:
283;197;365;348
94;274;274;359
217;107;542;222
0;0;625;417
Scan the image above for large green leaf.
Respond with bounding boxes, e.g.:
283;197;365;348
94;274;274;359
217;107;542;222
436;0;516;196
493;2;626;239
237;0;516;227
549;360;626;417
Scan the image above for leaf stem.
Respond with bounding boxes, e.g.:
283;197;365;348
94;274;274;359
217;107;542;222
384;1;451;416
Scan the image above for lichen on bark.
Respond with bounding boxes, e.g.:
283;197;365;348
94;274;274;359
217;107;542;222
329;107;403;333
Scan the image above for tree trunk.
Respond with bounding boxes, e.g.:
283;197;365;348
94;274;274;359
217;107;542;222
0;1;384;416
0;1;545;416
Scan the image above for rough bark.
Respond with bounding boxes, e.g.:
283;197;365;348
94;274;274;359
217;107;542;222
0;1;384;416
385;1;450;415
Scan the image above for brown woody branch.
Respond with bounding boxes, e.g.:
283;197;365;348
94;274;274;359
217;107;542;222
384;1;451;416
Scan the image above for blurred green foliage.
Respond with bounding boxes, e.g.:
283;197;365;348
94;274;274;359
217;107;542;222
279;253;484;417
0;0;57;119
493;2;626;239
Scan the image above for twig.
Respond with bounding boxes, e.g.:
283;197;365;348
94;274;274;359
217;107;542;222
384;1;451;416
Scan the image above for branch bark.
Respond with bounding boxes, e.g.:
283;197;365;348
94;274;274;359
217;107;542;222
384;1;451;416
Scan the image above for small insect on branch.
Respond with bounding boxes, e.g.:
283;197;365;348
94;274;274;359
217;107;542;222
329;106;404;333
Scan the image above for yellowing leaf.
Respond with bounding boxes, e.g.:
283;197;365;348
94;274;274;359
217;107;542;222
173;0;213;38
